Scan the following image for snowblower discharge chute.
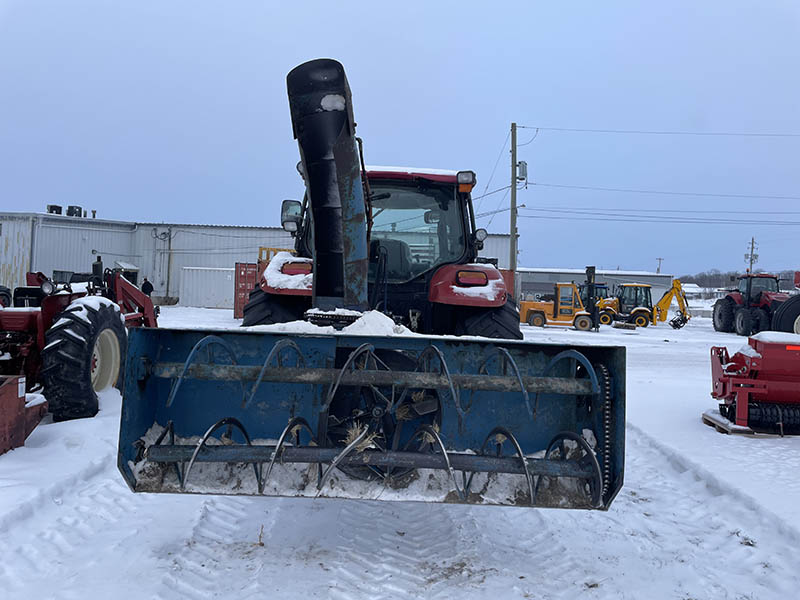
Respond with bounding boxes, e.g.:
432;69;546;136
117;59;626;510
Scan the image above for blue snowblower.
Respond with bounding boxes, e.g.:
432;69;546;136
117;59;625;510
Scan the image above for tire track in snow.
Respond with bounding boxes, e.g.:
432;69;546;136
155;496;256;600
0;468;151;597
328;501;463;600
445;426;800;599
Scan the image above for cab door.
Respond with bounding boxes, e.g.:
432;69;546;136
558;284;576;320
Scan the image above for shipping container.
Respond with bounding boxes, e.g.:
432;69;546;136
178;267;236;309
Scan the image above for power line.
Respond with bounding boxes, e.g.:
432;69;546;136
475;131;510;212
525;206;800;215
531;181;800;201
472;185;512;201
520;208;800;226
486;188;511;227
517;125;800;138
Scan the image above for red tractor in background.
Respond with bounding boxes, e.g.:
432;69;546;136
0;258;158;423
712;272;800;336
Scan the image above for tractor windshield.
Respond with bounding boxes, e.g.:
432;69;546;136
739;277;778;295
299;179;466;283
368;181;465;282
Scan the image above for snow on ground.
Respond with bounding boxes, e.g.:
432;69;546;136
2;307;800;599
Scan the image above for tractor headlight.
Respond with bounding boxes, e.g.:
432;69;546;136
474;228;488;242
40;280;55;295
457;170;476;192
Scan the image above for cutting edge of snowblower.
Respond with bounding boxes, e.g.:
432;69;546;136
117;326;625;510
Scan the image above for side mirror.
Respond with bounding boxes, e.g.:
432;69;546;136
281;200;302;233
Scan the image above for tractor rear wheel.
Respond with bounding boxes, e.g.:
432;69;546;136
751;308;770;334
574;315;593;331
241;286;309;326
734;307;753;336
454;295;524;340
712;298;735;332
772;295;800;334
0;285;11;308
632;313;650;328
527;312;546;327
41;298;127;421
598;311;614;326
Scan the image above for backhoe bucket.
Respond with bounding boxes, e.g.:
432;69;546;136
118;327;625;510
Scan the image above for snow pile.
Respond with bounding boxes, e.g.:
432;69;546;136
245;310;415;337
264;252;312;290
341;310;412;336
752;331;800;344
737;343;762;359
24;392;47;408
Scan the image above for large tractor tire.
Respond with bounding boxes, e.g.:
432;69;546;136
41;298;127;421
712;298;735;332
598;311;614;326
454;295;524;340
241;286;309;326
751;308;770;334
0;285;11;308
631;312;650;328
772;295;800;334
734;307;753;336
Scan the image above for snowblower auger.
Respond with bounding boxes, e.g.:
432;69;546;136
118;328;625;509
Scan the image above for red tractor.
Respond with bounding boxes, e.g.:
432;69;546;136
243;167;522;339
0;259;158;421
712;272;800;336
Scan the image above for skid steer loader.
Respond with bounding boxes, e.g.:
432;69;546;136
117;59;626;510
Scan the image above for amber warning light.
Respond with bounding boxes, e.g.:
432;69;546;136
456;270;488;287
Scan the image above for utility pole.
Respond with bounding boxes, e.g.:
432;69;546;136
656;257;664;274
745;237;758;272
509;122;518;301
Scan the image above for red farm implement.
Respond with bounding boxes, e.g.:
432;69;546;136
705;332;800;435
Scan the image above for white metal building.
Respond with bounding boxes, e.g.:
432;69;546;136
0;212;294;301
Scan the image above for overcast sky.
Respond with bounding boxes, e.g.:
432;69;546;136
1;1;799;276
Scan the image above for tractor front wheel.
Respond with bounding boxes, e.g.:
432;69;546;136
734;307;753;336
454;295;524;339
242;286;309;326
41;298;127;421
712;298;735;332
751;308;770;334
574;315;593;331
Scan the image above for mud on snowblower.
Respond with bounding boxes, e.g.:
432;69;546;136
117;59;626;510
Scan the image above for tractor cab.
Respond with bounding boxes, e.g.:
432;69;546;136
737;274;779;304
617;284;652;314
613;283;654;327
